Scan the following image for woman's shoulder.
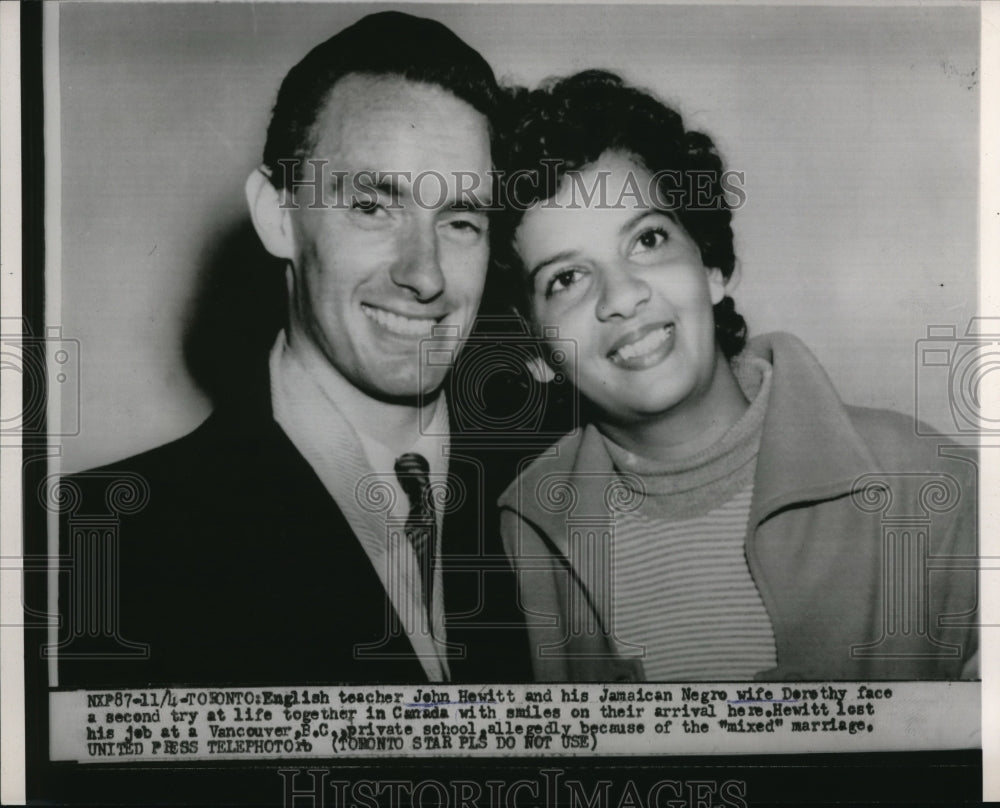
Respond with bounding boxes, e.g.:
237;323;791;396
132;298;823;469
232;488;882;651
844;402;973;478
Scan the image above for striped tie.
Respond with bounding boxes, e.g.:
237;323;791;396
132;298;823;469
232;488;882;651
394;452;435;624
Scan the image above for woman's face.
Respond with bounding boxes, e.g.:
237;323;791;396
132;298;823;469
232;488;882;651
514;150;729;427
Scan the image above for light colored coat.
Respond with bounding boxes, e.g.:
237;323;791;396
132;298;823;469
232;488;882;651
499;333;978;681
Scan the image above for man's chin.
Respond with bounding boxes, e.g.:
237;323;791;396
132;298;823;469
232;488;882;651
363;373;449;408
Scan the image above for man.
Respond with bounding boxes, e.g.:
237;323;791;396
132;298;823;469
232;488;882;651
57;11;531;687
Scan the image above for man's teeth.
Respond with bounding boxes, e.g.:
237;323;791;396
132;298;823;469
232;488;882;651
362;305;438;337
614;325;673;361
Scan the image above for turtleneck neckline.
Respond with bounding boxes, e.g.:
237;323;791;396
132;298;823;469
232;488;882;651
601;352;773;520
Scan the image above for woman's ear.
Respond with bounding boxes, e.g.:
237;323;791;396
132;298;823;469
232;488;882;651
525;355;557;383
507;306;557;382
502;303;557;382
245;167;295;260
726;259;742;294
707;260;740;306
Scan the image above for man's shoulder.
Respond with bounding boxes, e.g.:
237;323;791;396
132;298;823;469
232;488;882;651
79;412;222;474
62;406;309;519
67;411;235;495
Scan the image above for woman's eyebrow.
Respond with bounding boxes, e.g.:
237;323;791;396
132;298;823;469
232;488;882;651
618;209;666;236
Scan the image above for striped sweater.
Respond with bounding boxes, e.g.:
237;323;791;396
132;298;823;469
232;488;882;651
602;355;776;680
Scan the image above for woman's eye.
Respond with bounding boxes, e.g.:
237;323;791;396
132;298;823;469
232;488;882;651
632;227;669;253
545;268;583;297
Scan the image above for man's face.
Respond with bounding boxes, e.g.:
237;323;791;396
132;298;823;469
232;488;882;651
285;74;492;402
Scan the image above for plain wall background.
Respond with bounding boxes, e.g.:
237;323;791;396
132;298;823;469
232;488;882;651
53;2;979;472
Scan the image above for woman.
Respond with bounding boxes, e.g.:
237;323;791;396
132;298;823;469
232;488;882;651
494;71;977;682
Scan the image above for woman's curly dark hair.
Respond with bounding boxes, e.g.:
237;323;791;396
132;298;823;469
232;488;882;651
492;70;747;358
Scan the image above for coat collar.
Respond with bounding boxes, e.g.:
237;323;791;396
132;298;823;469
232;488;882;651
498;332;882;559
746;332;880;525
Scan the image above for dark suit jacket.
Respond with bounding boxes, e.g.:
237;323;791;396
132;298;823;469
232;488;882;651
56;361;535;688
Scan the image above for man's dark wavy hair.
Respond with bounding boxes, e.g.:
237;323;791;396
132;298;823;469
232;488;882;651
494;70;747;358
262;11;501;189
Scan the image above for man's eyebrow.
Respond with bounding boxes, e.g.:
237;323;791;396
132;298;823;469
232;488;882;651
334;171;411;196
528;250;578;281
367;174;409;198
448;199;491;215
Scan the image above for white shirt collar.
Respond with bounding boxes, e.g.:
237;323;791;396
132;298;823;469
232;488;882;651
269;330;451;680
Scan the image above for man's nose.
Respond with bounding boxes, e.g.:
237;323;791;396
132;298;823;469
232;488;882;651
389;223;445;302
596;265;651;321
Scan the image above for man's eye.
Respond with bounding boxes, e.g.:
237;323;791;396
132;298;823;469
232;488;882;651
351;199;387;216
544;268;584;298
449;219;483;234
441;216;487;242
632;227;669;253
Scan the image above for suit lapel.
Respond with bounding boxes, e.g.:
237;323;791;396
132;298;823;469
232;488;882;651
239;408;429;682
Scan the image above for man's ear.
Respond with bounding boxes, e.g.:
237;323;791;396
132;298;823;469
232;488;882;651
706;261;740;306
245;167;295;260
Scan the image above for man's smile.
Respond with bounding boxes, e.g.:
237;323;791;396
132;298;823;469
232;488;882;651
360;303;443;338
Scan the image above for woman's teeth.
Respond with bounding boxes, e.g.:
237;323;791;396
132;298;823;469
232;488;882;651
612;324;673;362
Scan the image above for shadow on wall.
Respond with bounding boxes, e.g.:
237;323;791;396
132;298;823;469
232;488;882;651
183;216;287;407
